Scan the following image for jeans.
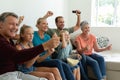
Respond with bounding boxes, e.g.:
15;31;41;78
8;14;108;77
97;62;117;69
78;54;89;80
0;71;47;80
34;59;75;80
85;53;106;80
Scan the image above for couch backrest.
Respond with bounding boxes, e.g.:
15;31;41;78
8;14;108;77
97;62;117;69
70;27;120;52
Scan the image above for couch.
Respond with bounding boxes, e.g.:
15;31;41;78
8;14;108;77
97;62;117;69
70;28;120;80
88;51;120;80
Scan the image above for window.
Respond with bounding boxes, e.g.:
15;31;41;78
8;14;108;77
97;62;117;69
91;0;120;27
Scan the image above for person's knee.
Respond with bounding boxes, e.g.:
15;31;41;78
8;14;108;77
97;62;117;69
99;56;105;62
51;68;59;73
46;73;54;79
89;60;98;66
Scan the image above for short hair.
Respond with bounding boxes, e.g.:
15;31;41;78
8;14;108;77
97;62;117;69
55;16;63;23
80;20;89;30
0;12;18;22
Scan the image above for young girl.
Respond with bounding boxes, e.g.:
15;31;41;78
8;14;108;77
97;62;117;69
56;30;81;80
16;24;62;80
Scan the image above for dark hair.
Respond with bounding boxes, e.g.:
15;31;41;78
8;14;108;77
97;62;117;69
0;12;18;22
55;16;63;23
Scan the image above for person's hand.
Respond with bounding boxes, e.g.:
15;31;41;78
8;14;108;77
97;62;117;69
60;32;65;40
18;16;24;26
47;48;55;55
43;33;60;50
44;11;53;18
84;45;90;51
75;10;81;16
52;32;57;38
76;54;82;60
50;35;60;48
47;11;53;17
106;44;112;50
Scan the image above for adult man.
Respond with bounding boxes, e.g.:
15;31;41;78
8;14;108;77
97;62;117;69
43;10;81;37
0;12;59;80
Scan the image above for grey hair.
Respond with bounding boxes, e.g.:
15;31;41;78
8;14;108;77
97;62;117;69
0;12;18;22
80;20;89;30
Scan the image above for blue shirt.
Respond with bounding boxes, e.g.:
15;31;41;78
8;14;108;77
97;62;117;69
32;31;51;61
56;42;73;60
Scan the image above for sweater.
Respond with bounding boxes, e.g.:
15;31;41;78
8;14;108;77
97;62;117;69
0;34;44;75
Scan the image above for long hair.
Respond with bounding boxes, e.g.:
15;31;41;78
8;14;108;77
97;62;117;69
16;24;33;47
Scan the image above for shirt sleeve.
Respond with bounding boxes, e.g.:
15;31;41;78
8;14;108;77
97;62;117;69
0;38;44;64
64;27;74;33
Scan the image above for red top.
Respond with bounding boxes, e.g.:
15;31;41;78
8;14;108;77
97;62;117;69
0;34;44;75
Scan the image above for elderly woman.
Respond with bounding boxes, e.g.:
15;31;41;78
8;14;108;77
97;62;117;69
75;21;112;80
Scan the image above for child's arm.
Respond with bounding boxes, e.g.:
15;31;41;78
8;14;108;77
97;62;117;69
61;32;67;48
24;56;39;68
36;48;55;63
16;45;39;68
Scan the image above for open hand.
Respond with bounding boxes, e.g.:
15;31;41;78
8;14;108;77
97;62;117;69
106;44;112;50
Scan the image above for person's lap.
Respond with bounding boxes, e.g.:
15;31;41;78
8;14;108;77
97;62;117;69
0;71;47;80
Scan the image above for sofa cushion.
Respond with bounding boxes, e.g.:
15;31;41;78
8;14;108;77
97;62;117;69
98;52;120;71
97;36;109;48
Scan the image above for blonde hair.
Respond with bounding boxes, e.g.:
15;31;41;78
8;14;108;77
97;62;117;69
59;30;69;40
36;17;46;27
59;30;66;36
16;24;32;44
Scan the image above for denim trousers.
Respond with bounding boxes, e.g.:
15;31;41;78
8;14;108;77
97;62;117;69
83;53;106;80
78;54;90;80
0;71;47;80
34;59;75;80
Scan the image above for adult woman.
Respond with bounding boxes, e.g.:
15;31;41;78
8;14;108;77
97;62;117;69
32;17;75;80
75;21;112;80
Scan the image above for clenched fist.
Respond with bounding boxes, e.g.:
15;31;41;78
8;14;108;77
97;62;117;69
42;33;60;50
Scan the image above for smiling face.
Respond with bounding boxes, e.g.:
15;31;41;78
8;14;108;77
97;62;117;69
36;18;48;32
55;17;65;30
64;31;70;42
80;21;90;35
0;16;18;40
81;24;90;34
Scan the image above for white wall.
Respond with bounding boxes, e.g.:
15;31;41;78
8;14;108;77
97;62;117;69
0;0;68;30
67;0;92;27
0;0;92;29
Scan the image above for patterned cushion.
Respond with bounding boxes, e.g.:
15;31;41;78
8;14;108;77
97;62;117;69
97;36;109;48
